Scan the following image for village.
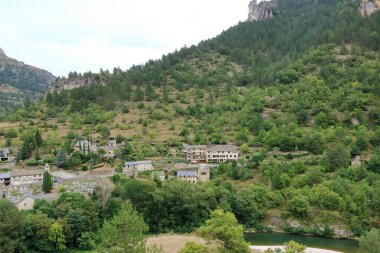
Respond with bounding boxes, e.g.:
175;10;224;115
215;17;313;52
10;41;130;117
0;140;240;210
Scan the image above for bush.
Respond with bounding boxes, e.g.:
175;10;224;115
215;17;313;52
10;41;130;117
289;195;309;218
4;128;18;138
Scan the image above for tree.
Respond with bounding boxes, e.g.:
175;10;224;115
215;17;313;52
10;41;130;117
288;195;309;218
278;69;299;84
48;223;66;251
162;86;170;104
323;144;351;172
145;83;155;101
304;133;325;154
55;149;68;168
234;186;267;227
240;143;249;154
179;242;209;253
358;228;380;253
94;178;115;207
35;129;43;147
133;86;145;102
97;205;148;253
78;231;97;250
0;199;24;253
42;171;53;193
197;209;250;253
5;138;12;147
284;241;307;253
23;213;54;252
367;150;380;173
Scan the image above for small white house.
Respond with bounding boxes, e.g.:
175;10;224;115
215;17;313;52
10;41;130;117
123;161;154;173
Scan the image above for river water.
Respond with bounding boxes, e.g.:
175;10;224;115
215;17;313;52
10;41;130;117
245;232;359;253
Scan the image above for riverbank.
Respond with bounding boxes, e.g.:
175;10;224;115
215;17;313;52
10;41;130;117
250;245;342;253
245;232;359;253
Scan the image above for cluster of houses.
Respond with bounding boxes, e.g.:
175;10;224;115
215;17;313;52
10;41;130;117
121;144;238;183
183;144;239;164
73;139;119;159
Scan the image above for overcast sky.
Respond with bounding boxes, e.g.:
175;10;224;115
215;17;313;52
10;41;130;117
0;0;253;77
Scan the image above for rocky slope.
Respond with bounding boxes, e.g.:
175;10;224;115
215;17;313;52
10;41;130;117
248;0;278;21
359;0;380;16
0;48;55;113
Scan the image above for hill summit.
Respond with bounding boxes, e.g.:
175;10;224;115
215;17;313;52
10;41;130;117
0;48;55;114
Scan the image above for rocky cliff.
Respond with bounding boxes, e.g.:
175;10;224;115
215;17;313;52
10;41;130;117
0;48;55;113
359;0;380;16
248;0;278;21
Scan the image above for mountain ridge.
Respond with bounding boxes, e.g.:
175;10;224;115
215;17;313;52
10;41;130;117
0;48;55;114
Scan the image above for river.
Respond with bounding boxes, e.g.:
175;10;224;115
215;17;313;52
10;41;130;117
245;232;359;253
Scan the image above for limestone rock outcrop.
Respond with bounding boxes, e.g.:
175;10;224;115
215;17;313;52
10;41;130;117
359;0;380;16
248;0;278;21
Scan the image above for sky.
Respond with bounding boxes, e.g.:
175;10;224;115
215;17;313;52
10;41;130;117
0;0;253;77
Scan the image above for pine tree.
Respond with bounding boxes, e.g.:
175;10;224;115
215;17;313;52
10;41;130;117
162;86;170;104
42;171;53;193
55;149;67;168
145;83;155;101
16;140;32;161
34;129;43;147
133;86;144;102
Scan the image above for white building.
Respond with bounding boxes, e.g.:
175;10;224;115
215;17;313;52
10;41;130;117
0;170;45;186
206;144;239;163
183;144;239;163
10;170;45;186
123;161;154;174
183;144;207;164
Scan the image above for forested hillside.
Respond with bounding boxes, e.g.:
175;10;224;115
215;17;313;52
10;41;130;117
0;48;55;115
0;0;379;250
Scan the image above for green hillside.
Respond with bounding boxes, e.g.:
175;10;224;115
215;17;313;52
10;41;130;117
0;0;379;251
0;48;55;115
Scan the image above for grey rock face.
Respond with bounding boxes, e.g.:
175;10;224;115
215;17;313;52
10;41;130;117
248;0;278;21
359;0;380;16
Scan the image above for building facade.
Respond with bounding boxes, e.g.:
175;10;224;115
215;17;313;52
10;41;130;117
183;144;239;164
0;170;44;186
183;144;207;164
177;171;198;184
206;144;239;163
123;161;154;174
12;196;35;211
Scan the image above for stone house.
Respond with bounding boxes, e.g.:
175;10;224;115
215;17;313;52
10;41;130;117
0;170;45;186
176;164;210;184
0;172;11;186
123;161;154;174
12;195;35;211
177;171;198;184
0;147;13;162
101;139;119;159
